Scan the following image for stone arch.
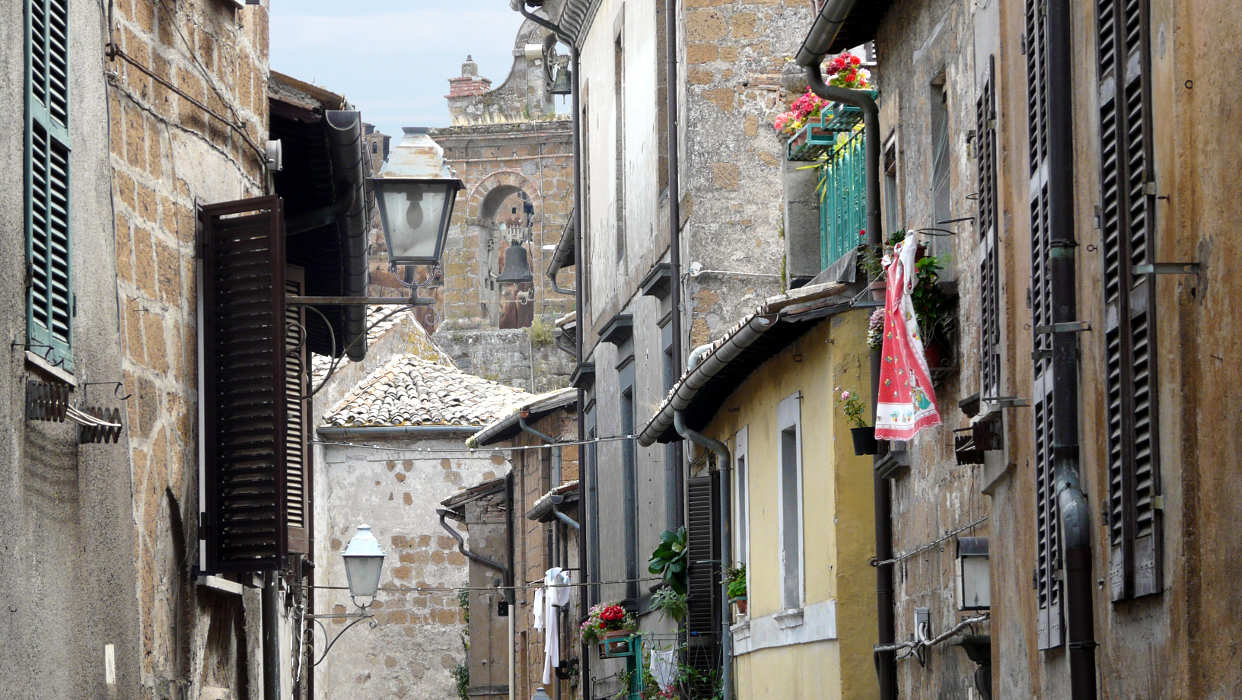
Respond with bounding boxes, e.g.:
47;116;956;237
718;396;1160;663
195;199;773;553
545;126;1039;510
464;170;542;329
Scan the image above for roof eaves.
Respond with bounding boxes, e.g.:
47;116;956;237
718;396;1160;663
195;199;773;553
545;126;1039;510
467;387;578;447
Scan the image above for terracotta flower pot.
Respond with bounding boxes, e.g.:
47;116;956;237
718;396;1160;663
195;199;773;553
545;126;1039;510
869;280;887;302
602;628;630;640
851;426;878;455
733;598;748;616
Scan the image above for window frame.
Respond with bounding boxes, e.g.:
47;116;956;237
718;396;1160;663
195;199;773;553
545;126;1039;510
733;426;750;574
776;392;804;612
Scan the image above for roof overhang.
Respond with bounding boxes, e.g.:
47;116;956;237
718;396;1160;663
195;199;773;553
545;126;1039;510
795;0;894;65
467;388;578;447
638;282;852;445
525;481;580;522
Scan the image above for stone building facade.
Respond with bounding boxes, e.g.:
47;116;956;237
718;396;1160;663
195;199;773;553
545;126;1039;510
314;353;531;698
430;36;577;393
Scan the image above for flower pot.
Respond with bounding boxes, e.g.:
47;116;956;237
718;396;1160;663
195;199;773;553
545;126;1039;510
924;340;949;370
731;597;748;616
602;628;630;640
851;426;878;455
869;280;887;302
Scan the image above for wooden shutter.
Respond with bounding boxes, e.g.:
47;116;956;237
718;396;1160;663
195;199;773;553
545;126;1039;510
285;266;310;554
1025;0;1063;650
685;473;720;641
25;0;72;369
976;56;1001;400
201;196;290;573
1097;0;1162;601
685;472;720;694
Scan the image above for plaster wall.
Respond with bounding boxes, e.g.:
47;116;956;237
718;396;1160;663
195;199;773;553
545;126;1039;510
314;437;512;699
700;313;877;700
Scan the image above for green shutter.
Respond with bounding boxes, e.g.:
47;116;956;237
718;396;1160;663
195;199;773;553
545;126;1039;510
25;0;72;370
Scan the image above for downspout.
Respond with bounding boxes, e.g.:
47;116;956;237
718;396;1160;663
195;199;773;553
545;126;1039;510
673;411;732;700
513;2;590;694
795;5;891;697
437;509;510;579
665;0;685;535
262;572;280;699
1046;0;1097;695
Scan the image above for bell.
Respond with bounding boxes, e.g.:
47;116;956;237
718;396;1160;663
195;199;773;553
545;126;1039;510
497;241;534;284
550;65;572;96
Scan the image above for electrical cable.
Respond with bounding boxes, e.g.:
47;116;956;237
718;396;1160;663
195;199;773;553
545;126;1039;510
870;515;989;567
311;433;638;454
303;575;663;595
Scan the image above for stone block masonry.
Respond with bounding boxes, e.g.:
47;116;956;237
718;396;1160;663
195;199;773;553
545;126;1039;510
106;0;269;694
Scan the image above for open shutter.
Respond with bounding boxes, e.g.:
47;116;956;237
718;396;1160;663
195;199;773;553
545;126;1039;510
685;472;720;694
25;0;73;370
1025;0;1063;649
201;196;290;573
1097;0;1162;601
285;266;310;554
976;56;1001;400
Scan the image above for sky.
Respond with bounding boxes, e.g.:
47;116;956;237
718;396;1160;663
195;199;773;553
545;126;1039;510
270;1;527;139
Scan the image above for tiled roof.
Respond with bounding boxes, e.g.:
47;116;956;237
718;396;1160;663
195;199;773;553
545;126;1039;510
323;353;531;428
466;387;578;447
311;305;453;382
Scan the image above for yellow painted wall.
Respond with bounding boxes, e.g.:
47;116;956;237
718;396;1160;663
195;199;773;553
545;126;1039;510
703;309;878;700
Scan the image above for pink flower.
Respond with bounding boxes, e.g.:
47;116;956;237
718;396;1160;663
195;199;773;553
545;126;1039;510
841;390;851;400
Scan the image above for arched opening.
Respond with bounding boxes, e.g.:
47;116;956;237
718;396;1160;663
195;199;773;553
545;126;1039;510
479;184;537;329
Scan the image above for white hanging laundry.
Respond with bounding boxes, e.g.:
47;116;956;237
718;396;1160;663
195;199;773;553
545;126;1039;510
532;587;545;631
650;647;678;693
541;567;572;685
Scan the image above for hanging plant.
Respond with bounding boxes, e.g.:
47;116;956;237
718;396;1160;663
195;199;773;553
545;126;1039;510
647;526;688;595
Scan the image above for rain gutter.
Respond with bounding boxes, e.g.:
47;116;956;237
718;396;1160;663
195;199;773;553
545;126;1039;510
316;425;479;440
324;110;368;362
794;3;891;696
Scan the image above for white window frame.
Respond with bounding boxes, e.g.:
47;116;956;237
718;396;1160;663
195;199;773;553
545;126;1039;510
733;426;750;573
776;392;804;612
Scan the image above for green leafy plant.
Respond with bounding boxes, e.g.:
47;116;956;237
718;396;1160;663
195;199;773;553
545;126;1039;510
725;564;747;600
857;231;956;346
835;388;867;429
651;585;687;623
647;527;688;595
528;316;556;347
452;633;470;700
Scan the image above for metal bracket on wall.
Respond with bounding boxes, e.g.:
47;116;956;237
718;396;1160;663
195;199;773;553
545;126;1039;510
979;396;1030;409
1034;321;1090;334
26;380;70;422
1132;262;1200;276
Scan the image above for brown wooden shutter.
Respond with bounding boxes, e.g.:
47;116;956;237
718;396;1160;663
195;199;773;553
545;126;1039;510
285;266;309;554
1097;0;1162;601
1025;0;1063;650
201;196;290;573
684;472;720;693
976;56;1001;400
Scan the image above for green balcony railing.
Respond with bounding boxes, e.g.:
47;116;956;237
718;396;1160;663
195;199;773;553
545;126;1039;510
818;128;867;269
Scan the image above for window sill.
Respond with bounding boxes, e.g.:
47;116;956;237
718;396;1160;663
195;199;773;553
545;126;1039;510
197;574;245;596
25;350;76;387
773;608;804;629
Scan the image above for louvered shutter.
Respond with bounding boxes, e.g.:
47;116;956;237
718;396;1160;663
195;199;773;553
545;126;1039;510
1025;0;1063;649
685;473;720;694
976;56;1001;400
285;266;310;554
201;196;290;573
25;0;72;370
1097;0;1162;601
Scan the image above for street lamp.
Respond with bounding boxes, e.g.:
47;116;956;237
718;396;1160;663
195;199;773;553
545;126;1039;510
342;524;386;605
309;524;388;667
369;127;464;303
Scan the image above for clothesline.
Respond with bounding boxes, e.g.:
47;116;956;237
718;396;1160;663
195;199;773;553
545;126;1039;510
311;434;637;454
307;575;663;595
870;515;989;567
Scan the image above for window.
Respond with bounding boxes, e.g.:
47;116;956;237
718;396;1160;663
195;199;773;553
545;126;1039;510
25;0;73;370
200;197;309;572
619;356;638;602
661;317;682;529
929;76;955;275
976;57;1001;400
777;393;803;611
1097;0;1162;602
883;135;901;236
733;427;749;571
370;141;378;154
1025;0;1062;650
613;30;626;264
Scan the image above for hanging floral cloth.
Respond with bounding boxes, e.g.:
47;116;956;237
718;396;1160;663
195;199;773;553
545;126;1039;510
875;236;941;440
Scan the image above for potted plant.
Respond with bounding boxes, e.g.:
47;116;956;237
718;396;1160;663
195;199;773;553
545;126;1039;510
867;308;885;350
837;387;877;455
725;564;748;616
651;586;687;623
647;527;688;595
581;602;636;645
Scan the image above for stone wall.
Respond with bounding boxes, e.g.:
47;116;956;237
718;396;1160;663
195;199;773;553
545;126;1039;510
431;120;577;392
314;438;513;699
109;1;271;697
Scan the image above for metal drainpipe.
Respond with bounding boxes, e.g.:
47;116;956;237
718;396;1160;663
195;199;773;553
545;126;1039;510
262;571;280;699
800;44;893;700
673;411;732;700
665;0;685;539
1046;0;1097;696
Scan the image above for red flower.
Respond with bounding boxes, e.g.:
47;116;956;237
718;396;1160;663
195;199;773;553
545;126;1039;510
600;605;625;623
850;55;861;65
